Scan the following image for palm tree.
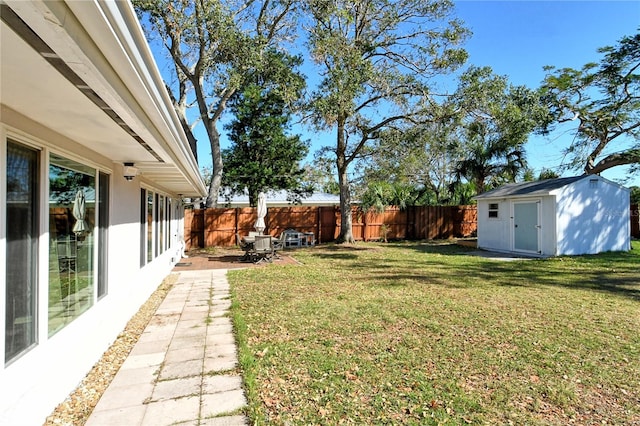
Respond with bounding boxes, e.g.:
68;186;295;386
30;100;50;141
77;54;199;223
454;120;527;193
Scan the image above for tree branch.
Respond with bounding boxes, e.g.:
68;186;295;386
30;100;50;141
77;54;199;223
585;149;640;175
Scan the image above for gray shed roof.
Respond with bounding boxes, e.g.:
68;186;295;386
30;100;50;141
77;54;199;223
475;176;587;199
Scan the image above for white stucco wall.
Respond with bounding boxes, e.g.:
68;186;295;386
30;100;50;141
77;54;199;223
0;115;184;425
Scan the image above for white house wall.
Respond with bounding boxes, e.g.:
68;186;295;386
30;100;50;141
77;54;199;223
553;176;630;255
0;1;201;422
0;125;186;425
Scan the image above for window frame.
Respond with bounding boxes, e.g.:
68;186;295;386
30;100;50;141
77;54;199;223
488;203;499;219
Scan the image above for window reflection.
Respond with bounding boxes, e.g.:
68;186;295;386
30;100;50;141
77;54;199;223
48;154;95;336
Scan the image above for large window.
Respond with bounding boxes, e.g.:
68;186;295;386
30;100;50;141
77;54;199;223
140;189;146;267
5;141;39;363
48;154;95;336
140;189;175;266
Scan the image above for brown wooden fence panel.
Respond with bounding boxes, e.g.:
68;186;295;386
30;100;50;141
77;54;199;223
184;209;204;249
268;206;318;238
185;204;478;248
454;205;478;237
357;207;408;241
319;206;339;243
236;207;258;236
204;208;237;247
632;204;639;238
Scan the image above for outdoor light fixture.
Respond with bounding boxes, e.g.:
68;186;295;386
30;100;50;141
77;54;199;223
123;162;138;181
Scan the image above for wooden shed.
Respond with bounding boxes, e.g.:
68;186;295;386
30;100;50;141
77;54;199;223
475;176;630;256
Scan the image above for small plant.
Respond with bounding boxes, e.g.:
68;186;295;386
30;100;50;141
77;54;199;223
379;224;390;243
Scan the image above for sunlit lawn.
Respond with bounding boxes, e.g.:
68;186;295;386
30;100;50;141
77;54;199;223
228;240;640;425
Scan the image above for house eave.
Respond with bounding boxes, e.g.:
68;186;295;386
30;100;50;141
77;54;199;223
1;0;206;197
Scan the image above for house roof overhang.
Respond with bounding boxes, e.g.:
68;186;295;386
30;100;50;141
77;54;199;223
0;0;206;197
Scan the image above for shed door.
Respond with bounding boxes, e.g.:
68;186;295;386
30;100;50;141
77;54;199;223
513;201;540;253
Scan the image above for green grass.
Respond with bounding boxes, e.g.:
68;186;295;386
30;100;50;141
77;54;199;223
228;240;640;425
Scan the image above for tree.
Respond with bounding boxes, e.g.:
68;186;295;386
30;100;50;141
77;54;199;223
304;0;469;243
302;153;340;195
133;0;298;207
539;31;640;177
452;66;546;193
359;181;417;212
631;186;640;204
222;51;310;206
537;168;560;180
358;121;463;205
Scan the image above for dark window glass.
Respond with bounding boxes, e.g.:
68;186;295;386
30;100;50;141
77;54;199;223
147;192;153;262
159;195;164;253
5;141;39;363
140;189;146;267
488;203;499;219
154;193;159;257
97;172;109;298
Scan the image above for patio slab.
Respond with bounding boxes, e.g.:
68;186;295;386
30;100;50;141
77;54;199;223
85;269;248;426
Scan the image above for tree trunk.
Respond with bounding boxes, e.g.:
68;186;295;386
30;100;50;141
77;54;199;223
205;125;223;208
336;118;355;244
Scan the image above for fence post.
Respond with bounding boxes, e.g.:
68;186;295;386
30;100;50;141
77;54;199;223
317;206;321;243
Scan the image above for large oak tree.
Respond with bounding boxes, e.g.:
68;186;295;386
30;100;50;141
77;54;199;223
539;31;640;177
304;0;469;243
133;0;298;207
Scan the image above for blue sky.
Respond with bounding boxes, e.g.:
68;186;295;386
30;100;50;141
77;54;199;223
191;1;639;187
454;0;640;186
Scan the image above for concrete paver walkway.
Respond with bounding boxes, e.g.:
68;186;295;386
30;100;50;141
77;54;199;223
86;270;248;426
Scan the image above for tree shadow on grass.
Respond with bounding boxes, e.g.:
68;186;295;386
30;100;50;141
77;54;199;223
311;241;640;302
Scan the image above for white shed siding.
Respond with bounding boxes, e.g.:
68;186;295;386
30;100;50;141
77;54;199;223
475;175;630;257
538;196;557;256
554;176;630;255
477;200;510;252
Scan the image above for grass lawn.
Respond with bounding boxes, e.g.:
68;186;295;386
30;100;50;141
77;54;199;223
228;240;640;425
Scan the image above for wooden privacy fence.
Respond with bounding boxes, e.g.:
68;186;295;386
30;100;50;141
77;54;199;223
184;205;478;249
184;203;638;249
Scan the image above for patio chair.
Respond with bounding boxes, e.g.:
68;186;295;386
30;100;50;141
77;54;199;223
236;233;254;261
253;235;274;263
272;233;286;258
